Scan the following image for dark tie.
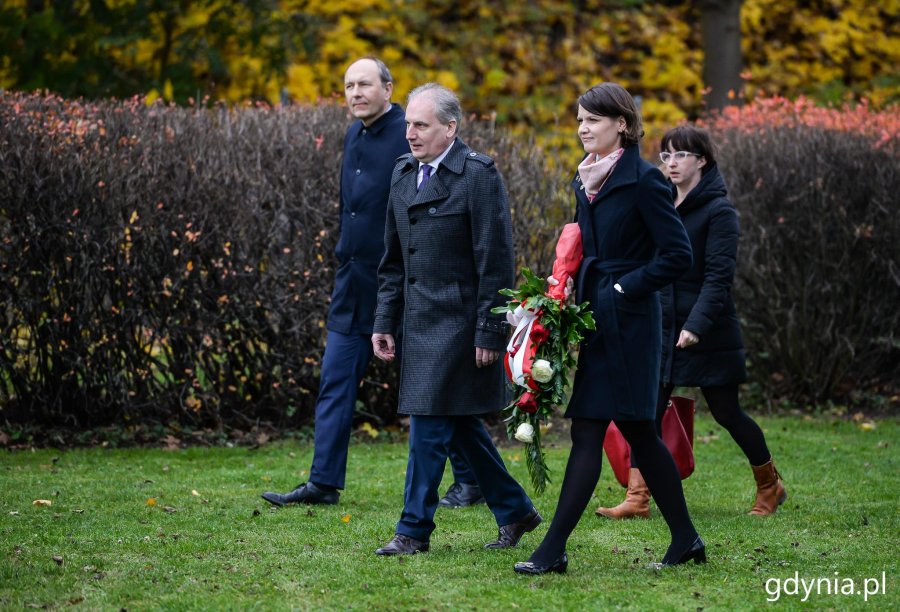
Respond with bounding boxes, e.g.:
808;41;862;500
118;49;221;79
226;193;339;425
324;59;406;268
418;164;432;192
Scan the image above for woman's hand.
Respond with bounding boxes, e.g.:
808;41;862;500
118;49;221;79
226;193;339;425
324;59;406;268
676;329;699;348
547;274;575;299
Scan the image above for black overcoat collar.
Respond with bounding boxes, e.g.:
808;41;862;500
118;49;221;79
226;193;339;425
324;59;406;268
573;144;642;206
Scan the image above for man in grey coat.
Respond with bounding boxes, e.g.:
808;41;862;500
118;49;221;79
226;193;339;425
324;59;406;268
371;83;541;556
260;57;482;509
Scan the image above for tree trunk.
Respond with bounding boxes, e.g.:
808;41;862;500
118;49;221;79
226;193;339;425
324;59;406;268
699;0;744;111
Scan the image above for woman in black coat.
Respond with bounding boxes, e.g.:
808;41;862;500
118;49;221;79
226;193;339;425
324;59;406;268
596;125;787;520
514;84;704;575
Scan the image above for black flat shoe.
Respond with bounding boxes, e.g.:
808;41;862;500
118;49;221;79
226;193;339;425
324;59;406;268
485;507;543;549
438;482;485;508
513;553;568;575
261;482;339;506
375;534;429;556
649;536;707;569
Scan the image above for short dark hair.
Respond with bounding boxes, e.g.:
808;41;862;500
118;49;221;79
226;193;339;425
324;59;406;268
578;82;643;147
660;124;718;170
359;56;393;86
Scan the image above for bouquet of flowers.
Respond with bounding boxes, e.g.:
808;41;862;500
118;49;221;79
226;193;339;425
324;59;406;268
492;224;595;494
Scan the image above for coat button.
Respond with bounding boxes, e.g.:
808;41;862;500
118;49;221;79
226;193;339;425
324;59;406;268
355;169;361;175
469;152;477;157
362;129;367;135
409;247;416;254
409;278;417;285
428;207;437;215
350;211;356;218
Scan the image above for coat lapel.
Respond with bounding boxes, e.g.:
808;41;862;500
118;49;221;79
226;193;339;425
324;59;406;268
392;155;418;207
591;145;640;203
408;138;467;208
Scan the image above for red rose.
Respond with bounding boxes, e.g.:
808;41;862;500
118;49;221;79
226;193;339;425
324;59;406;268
530;320;550;344
516;392;539;414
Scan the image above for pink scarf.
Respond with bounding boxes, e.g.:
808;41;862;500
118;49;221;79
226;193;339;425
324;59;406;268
578;148;624;201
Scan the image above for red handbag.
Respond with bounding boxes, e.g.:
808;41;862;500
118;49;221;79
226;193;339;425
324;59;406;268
603;396;696;487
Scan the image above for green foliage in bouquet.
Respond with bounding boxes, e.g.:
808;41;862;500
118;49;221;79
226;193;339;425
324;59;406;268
492;268;595;494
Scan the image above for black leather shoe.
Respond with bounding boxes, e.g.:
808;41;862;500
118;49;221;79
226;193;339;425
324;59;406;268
261;482;339;506
484;507;542;549
438;482;485;508
375;534;429;556
514;553;568;575
648;536;707;569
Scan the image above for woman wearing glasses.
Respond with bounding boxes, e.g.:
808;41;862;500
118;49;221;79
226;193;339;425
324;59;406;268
514;84;704;575
596;124;787;520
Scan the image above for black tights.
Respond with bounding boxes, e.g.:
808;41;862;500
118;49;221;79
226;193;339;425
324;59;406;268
637;383;770;468
528;418;698;566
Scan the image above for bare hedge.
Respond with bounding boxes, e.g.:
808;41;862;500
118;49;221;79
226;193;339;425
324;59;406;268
1;92;895;434
0;92;568;430
707;100;899;409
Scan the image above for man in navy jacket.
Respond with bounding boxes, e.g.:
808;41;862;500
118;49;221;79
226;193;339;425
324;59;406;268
262;58;480;506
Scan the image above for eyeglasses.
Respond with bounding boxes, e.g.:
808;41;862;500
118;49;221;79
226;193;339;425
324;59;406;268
659;151;700;163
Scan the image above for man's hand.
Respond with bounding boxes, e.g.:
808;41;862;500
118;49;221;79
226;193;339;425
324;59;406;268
372;333;396;362
676;329;699;349
475;347;500;368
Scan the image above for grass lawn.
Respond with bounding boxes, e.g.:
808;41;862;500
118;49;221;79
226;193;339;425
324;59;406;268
1;414;897;610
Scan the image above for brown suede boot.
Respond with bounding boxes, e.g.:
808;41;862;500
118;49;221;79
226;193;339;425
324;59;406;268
595;468;651;519
749;458;787;515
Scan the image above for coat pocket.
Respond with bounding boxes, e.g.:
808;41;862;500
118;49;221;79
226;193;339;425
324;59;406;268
613;286;651;315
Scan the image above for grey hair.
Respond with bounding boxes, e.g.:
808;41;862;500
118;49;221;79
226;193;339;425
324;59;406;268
358;56;393;85
408;82;462;128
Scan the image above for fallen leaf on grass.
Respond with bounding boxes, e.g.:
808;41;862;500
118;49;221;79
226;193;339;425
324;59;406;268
261;476;271;482
859;421;876;431
359;422;379;439
32;500;52;507
146;498;157;506
191;489;201;496
9;511;19;516
252;509;260;517
71;509;84;514
52;555;64;566
163;506;177;513
341;514;351;523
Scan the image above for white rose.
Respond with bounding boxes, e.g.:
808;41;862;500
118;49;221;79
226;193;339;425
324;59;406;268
514;422;535;444
531;359;554;383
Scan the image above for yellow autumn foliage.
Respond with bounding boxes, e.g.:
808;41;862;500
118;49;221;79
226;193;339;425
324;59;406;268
1;0;896;136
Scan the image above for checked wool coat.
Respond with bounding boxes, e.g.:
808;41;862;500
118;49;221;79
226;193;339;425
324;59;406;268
567;144;692;421
373;138;513;416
